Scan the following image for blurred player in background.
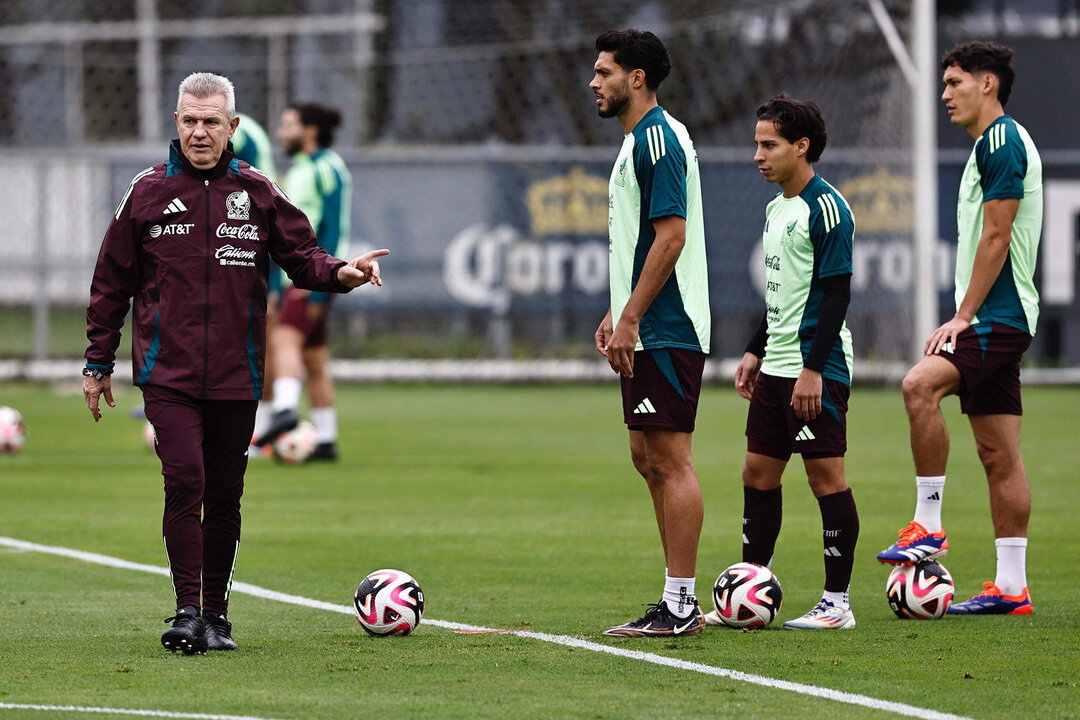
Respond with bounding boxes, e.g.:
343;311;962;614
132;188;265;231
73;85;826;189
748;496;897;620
590;29;711;638
878;42;1042;616
222;112;284;455
254;103;352;460
83;72;387;654
718;95;860;630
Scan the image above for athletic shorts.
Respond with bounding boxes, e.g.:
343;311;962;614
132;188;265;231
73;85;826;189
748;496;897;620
745;371;849;461
621;348;706;433
277;286;332;348
937;322;1032;416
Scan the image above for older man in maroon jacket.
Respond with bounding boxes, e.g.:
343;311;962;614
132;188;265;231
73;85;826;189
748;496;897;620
82;72;387;655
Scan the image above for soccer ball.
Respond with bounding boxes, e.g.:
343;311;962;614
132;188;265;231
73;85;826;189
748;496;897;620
353;569;425;636
712;562;783;629
0;406;27;454
886;560;955;619
272;420;317;464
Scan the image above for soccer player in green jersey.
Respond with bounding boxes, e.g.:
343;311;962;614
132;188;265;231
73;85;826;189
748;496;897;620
256;103;353;460
716;95;860;630
590;29;711;638
878;43;1041;616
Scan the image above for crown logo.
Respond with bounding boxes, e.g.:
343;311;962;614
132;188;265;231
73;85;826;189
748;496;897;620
525;166;609;236
839;167;912;234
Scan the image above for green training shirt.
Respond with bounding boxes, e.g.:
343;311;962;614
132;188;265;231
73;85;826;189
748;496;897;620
607;106;710;353
760;175;854;385
955;115;1042;335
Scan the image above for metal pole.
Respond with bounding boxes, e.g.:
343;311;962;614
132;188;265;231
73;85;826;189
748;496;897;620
33;163;49;361
137;0;161;142
912;0;939;361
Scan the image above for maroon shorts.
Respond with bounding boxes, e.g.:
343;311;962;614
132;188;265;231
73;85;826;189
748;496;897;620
621;348;706;433
937;322;1032;416
745;372;849;461
278;286;332;348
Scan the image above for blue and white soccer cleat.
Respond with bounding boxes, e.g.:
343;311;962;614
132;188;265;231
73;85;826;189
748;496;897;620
947;582;1032;615
876;521;949;565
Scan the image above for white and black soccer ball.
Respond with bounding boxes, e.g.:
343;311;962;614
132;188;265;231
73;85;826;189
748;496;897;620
712;562;783;628
272;420;317;464
353;569;425;636
0;406;27;454
886;560;955;620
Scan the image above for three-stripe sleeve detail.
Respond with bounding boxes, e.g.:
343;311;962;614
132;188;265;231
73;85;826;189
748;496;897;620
817;193;842;233
987;123;1007;154
114;167;155;220
645;125;667;165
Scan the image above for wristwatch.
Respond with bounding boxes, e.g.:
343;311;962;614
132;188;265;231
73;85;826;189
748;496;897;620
82;366;113;381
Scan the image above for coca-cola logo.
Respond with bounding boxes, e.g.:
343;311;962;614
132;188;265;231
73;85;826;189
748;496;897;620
215;223;261;242
215;244;257;261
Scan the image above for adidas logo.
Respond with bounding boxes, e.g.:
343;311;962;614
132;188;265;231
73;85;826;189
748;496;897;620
941;340;954;354
163;197;188;215
926;491;941;501
824;546;842;557
632;398;657;415
795;425;816;442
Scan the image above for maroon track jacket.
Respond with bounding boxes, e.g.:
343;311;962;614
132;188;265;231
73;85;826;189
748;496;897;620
86;140;350;400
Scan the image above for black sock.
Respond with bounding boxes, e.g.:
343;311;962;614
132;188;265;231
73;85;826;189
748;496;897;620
742;486;782;566
819;488;859;593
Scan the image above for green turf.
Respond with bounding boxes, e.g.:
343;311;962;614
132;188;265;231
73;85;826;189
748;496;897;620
1;382;1078;719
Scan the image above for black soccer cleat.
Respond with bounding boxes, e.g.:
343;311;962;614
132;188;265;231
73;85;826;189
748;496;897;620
311;442;339;461
252;408;299;447
161;606;208;655
602;601;704;638
203;610;238;651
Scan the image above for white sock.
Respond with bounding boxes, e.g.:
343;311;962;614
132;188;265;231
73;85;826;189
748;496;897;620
310;407;337;443
994;537;1028;596
663;574;696;618
822;588;849;610
272;377;302;412
253;401;273;440
913;475;946;532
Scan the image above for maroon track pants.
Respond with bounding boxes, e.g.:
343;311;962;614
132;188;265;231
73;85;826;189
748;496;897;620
142;385;256;613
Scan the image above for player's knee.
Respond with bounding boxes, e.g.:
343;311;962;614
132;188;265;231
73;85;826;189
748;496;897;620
630;451;652;480
902;369;934;411
975;440;1013;477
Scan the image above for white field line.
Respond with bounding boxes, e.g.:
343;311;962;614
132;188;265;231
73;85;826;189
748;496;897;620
0;536;978;720
0;704;290;720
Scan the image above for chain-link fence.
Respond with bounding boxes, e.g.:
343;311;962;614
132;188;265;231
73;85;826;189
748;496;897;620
1;1;1078;367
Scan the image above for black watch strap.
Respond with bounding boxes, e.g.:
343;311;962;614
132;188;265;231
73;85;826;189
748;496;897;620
82;366;113;381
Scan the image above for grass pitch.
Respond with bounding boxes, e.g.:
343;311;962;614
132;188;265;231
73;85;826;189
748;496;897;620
1;381;1078;719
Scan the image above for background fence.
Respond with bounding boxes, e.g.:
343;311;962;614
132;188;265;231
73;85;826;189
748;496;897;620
2;0;1079;375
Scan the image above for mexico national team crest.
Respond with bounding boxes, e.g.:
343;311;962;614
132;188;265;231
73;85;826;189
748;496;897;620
226;191;250;220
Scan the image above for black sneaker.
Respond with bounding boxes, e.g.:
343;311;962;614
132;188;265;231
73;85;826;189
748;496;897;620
203;610;238;651
161;606;207;655
602;601;704;637
253;409;299;447
311;442;339;461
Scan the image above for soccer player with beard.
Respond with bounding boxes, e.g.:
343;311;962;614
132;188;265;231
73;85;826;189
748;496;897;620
590;29;711;638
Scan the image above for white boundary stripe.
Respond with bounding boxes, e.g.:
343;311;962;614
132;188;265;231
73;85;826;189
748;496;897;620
0;703;290;720
0;536;978;720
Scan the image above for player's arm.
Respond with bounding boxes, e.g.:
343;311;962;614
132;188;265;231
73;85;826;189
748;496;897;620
793;273;852;420
84;191;142;422
925;198;1019;355
736;313;768;400
595;307;613;357
607;214;685;377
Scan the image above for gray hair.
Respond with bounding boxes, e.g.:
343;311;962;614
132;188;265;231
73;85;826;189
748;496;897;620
176;72;235;117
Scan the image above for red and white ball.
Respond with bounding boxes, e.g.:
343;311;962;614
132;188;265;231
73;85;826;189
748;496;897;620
886;560;955;619
273;420;317;464
353;569;425;636
0;406;27;454
712;562;783;628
